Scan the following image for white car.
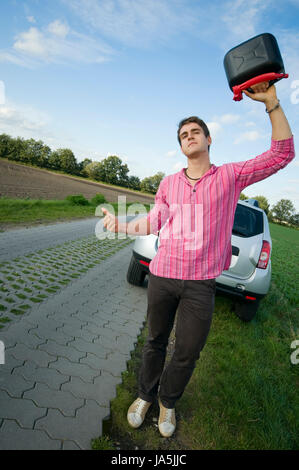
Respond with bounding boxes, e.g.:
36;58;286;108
126;199;272;322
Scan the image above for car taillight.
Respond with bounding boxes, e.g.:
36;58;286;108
139;260;150;267
257;240;271;269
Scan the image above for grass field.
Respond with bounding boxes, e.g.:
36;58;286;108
92;221;299;451
0;196;150;227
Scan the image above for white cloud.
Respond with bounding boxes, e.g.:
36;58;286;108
166;150;176;157
47;20;70;38
0;21;114;67
27;16;36;24
0;102;49;133
0;100;94;157
206;121;222;137
219;114;240;124
172;161;183;172
221;0;270;39
282;186;299;202
234;130;261;144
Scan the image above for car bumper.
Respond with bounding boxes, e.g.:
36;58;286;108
132;250;268;302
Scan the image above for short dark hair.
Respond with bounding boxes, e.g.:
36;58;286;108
177;116;210;150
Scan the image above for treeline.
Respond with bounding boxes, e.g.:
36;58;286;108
239;193;299;228
0;134;164;194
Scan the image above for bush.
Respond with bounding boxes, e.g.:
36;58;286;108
65;194;89;205
90;193;106;206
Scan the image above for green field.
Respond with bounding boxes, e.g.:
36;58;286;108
93;222;299;450
0;196;150;226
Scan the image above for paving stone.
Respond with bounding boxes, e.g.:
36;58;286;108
62;440;81;450
68;337;109;359
58;324;99;343
0;369;35;398
115;334;139;355
49;357;101;383
0;354;24;374
0;420;62;450
61;372;121;406
80;350;129;377
12;360;70;390
0;319;41;349
35;400;108;450
32;324;74;345
0;389;47;428
23;382;85;417
9;343;55;368
38;339;86;363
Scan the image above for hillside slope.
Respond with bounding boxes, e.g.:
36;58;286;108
0;159;155;205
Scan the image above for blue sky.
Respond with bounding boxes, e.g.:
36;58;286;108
0;0;298;210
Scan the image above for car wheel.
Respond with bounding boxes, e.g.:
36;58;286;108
234;299;260;322
127;255;146;286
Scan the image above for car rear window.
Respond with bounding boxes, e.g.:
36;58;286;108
233;204;264;237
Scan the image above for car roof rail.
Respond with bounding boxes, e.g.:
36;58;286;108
243;198;260;207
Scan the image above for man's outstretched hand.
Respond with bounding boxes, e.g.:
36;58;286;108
101;207;119;233
243;81;278;106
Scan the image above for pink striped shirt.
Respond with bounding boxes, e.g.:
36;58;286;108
147;136;295;280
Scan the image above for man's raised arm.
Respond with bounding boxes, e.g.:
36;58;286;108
243;82;292;140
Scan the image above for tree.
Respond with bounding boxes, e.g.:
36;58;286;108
288;212;299;228
252;195;270;214
79;158;93;176
20;139;51;167
127;175;141;191
271;199;296;224
140;172;165;194
239;192;248;200
97;155;130;185
49;148;78;174
0;135;25;162
84;161;103;180
0;134;13;158
58;148;78;174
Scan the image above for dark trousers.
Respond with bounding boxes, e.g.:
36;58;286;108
138;272;216;409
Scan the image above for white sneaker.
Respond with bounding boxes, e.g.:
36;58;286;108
158;398;176;437
127;397;152;428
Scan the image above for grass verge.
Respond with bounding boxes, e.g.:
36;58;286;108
92;222;299;450
0;196;150;226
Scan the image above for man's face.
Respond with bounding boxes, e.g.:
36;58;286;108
179;122;211;157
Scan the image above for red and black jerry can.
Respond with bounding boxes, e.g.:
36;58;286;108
224;33;289;101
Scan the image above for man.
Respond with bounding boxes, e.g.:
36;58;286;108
101;82;295;438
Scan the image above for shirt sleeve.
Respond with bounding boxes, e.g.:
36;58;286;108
232;136;295;191
146;177;170;235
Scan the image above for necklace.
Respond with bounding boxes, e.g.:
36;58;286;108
185;168;201;180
